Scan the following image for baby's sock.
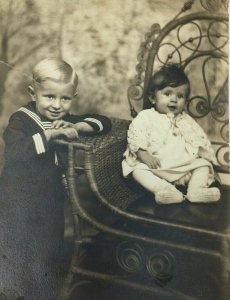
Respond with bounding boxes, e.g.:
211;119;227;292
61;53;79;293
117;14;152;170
154;180;184;204
187;187;220;203
186;167;221;203
132;170;184;204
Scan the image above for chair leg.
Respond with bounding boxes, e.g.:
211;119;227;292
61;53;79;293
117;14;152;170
59;214;84;300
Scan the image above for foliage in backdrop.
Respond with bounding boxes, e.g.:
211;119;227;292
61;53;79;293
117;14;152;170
0;0;228;169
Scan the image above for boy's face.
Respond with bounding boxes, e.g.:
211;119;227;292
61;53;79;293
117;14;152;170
153;84;188;116
31;79;76;121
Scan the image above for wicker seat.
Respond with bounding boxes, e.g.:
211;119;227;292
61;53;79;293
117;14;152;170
56;1;229;299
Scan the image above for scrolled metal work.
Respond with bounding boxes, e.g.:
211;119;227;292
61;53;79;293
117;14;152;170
116;241;144;273
200;0;224;11
220;122;229;142
216;144;230;167
128;23;161;117
182;0;195;12
68;280;98;300
146;250;175;286
116;240;176;286
187;96;210;118
187;75;228;122
129;17;228;112
208;20;228;50
127;85;144;102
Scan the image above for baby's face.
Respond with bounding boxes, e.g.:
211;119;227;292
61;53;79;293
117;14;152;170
153;84;188;116
33;79;76;121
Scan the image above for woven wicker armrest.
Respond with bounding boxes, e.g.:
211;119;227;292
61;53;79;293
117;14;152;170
55;118;147;210
55;118;129;151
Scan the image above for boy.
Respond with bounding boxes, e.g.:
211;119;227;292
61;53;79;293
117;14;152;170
0;58;111;299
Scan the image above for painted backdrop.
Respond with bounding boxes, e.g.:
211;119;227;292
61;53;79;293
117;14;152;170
0;0;228;169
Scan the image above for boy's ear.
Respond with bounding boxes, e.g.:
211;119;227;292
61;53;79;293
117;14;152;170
28;85;36;101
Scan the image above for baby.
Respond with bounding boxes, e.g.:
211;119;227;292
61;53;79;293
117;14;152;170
122;64;220;204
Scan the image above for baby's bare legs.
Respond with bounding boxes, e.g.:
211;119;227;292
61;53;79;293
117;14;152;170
132;169;184;204
187;166;220;203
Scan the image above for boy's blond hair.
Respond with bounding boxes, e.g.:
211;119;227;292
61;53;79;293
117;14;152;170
32;58;78;92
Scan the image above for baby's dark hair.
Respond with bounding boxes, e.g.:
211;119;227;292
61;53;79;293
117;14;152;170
148;64;190;99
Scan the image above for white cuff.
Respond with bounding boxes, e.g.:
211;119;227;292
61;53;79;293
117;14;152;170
84;118;103;132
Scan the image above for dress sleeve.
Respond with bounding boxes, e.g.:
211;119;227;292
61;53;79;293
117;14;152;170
127;111;149;153
198;135;218;165
64;113;112;135
3;113;49;163
183;114;218;165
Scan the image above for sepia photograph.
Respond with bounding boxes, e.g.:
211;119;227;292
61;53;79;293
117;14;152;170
0;0;229;299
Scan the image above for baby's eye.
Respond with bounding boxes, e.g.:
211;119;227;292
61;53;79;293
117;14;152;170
164;92;171;96
178;94;184;99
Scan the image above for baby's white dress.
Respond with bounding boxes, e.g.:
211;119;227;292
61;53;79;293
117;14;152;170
122;108;217;185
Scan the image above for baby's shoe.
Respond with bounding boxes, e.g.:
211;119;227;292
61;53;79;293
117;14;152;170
187;187;221;203
155;184;184;204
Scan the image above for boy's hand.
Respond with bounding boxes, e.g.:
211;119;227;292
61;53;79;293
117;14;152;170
51;121;94;133
136;149;161;169
73;122;94;133
51;120;73;129
59;127;79;140
45;127;79;142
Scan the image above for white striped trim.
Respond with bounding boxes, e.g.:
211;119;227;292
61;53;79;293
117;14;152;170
19;107;44;130
55;151;59;165
84;118;103;132
18;107;52;130
43;123;52;129
32;133;46;154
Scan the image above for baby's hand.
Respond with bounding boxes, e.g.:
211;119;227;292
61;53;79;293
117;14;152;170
51;120;73;129
137;149;161;169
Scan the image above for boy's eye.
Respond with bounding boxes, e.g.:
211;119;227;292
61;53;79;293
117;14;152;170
61;97;72;102
164;92;170;96
178;94;184;99
44;95;55;99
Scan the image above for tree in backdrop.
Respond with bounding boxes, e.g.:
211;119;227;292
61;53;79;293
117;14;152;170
0;0;66;169
0;0;63;116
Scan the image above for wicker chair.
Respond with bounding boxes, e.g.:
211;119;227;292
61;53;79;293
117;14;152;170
56;1;229;299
